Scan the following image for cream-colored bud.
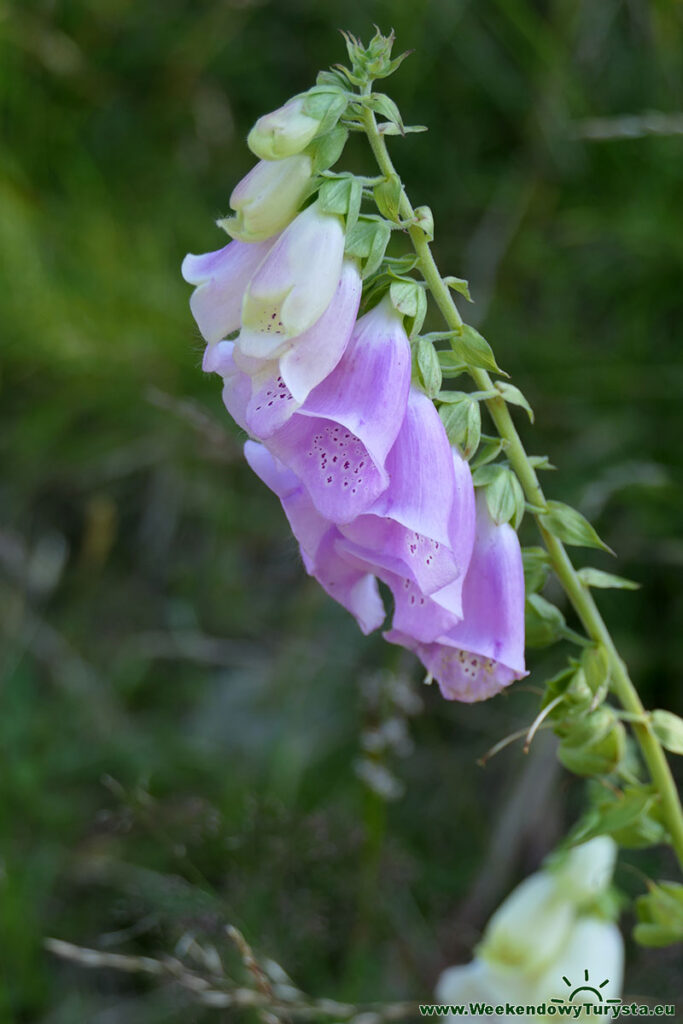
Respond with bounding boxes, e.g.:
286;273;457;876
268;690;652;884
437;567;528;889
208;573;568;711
247;98;320;161
221;154;312;243
477;874;575;977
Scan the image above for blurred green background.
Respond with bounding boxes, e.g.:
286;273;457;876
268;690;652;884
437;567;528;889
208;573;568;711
1;0;682;1019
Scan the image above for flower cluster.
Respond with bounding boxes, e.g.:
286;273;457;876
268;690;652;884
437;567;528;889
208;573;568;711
182;95;526;703
437;838;624;1021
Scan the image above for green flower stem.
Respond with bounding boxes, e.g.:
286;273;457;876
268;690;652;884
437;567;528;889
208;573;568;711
362;106;683;867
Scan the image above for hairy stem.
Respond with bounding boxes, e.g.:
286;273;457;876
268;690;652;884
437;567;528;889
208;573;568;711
362;106;683;867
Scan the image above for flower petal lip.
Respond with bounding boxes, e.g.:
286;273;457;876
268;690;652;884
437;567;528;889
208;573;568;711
181;236;277;344
240;202;345;349
201;341;251;433
247;98;320;161
385;491;526;702
222;154;312;243
339;391;476;599
264;298;412;524
244;442;385;634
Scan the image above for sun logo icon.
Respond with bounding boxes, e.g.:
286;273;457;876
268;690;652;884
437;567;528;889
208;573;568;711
551;968;621;1007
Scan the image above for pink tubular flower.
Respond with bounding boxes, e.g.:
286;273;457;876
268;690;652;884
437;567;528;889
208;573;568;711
181;236;277;345
202;262;363;440
244;441;385;635
239;201;345;357
385;491;527;702
264;297;412;524
337;389;476;626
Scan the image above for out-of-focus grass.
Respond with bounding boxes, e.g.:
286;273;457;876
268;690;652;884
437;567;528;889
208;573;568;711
1;0;682;1019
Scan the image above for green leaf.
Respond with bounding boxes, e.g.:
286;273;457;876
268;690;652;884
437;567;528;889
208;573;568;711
443;276;472;301
451;325;505;375
651;710;683;755
540;501;614;555
495;382;534;423
363;92;404;133
484;466;525;529
416;339;442;399
438;394;481;459
377;122;428;136
577;568;640;590
373;174;402;222
308;126;348;173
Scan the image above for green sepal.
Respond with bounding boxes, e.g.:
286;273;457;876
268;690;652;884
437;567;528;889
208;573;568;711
634;882;683;947
524;594;586;648
469;436;507;470
581;644;610;695
437;351;467;379
390;280;427;336
577;567;640;590
307;126;349;173
540;665;587;716
451;325;506;376
412;205;434;242
345;218;392;279
373;174;402;222
572;785;661;848
557;709;626;777
495;381;534;423
522;546;551;594
485;466;525;529
318;176;362;232
301;87;349;132
316;69;349;91
525;593;569;648
438;394;481;460
415;338;442;399
539;501;614;555
650;710;683;755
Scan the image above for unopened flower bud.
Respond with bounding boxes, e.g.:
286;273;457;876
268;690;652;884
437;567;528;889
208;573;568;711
247;98;320;161
552;837;617;907
220;154;312;243
477;874;574;975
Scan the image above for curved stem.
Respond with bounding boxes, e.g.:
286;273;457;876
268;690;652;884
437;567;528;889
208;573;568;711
362;106;683;867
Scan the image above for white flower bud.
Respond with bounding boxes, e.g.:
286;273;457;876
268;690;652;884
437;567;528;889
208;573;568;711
247;98;320;160
221;154;312;243
477;874;575;976
551;837;618;908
